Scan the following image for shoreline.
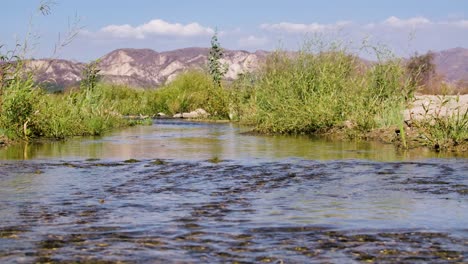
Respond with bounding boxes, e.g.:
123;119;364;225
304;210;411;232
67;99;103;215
1;95;467;153
404;94;468;121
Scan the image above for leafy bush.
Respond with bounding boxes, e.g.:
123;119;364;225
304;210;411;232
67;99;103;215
156;70;229;118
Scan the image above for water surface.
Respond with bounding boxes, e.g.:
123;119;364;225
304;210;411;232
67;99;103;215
0;119;460;161
0;120;467;263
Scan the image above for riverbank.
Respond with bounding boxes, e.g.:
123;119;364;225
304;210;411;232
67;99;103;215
357;94;467;152
2;48;466;153
1;93;466;153
401;94;468;151
404;94;468;121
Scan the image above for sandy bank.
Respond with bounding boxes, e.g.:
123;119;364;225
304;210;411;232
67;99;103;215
404;94;468;121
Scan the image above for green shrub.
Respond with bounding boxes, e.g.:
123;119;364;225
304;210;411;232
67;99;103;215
232;43;412;135
156;70;229;118
0;60;41;139
90;71;230;119
0;2;127;142
0;64;127;140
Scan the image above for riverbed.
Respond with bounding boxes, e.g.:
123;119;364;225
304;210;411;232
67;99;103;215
0;120;467;263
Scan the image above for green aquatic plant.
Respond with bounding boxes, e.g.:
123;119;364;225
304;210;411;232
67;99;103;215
124;158;140;163
207;156;222;163
152;159;166;165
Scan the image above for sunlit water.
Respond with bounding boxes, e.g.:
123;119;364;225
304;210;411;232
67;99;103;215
0;120;467;263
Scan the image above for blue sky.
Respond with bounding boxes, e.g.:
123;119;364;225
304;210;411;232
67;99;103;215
1;0;467;61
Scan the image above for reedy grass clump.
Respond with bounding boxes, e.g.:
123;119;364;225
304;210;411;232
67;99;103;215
91;70;230;119
0;83;127;140
31;88;127;139
228;72;258;123
0;57;127;141
0;62;40;139
236;43;412;136
95;84;160;116
158;70;229;118
411;96;468;150
0;1;129;143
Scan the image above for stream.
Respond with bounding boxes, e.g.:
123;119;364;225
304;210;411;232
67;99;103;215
0;119;467;263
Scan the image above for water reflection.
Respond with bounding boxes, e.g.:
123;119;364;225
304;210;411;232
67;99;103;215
1;120;467;262
0;119;462;161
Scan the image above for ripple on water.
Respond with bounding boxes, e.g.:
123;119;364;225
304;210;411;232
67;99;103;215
0;159;467;262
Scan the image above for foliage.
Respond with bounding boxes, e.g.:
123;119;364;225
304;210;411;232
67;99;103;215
405;51;444;94
235;43;411;135
0;0;125;142
228;72;258;122
411;96;468;150
93;70;229;119
155;70;229;118
208;30;227;87
0;68;39;139
0;52;126;140
31;90;125;139
80;59;101;92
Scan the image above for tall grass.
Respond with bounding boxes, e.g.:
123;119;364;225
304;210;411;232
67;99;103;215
0;59;127;140
411;96;468;150
0;67;229;143
0;1;129;143
2;36;465;151
157;70;229;118
95;70;229;119
32;88;127;139
230;44;412;136
54;42;414;141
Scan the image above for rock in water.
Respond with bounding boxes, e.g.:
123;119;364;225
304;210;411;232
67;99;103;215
173;108;210;119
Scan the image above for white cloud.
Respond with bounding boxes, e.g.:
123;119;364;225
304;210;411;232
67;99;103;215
78;29;92;36
260;21;351;33
100;19;214;39
363;16;468;30
363;23;376;29
102;24;145;39
382;16;431;28
452;20;468;28
238;35;269;47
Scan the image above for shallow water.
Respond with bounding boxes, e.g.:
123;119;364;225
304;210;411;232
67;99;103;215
0;120;467;263
0;120;462;162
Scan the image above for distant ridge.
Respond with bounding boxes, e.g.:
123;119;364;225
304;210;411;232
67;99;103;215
28;47;266;89
26;47;468;90
433;47;468;83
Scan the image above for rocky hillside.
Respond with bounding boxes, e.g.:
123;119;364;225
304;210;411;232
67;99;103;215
26;59;85;91
29;48;267;89
433;47;468;83
27;47;468;90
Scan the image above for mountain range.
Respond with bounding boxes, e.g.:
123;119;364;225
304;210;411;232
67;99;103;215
27;47;267;90
26;47;468;90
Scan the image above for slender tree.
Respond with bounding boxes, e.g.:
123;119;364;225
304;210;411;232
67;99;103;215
208;29;227;87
